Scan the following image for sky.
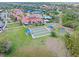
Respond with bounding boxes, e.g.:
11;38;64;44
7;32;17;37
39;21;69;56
0;0;79;2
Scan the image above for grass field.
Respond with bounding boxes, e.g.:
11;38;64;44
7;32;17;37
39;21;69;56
0;25;55;57
0;22;69;57
7;22;21;28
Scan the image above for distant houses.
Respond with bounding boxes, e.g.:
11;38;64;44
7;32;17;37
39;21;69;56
0;21;4;31
22;10;44;25
40;5;52;10
0;10;7;31
22;16;43;25
0;13;7;20
23;9;44;14
11;9;23;21
31;10;44;14
43;15;52;19
0;10;10;20
12;9;53;25
23;10;33;13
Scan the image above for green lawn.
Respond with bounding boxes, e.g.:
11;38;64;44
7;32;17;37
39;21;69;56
7;22;21;28
0;25;55;57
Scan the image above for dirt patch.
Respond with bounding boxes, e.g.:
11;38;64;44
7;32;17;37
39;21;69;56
44;37;70;57
13;47;55;57
0;54;4;57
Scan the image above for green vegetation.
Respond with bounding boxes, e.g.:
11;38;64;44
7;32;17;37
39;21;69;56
63;31;79;56
62;10;79;29
0;39;12;55
0;25;55;56
7;22;21;28
51;31;57;37
62;9;79;56
1;2;79;57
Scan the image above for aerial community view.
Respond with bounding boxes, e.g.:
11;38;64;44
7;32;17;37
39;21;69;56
0;2;79;57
